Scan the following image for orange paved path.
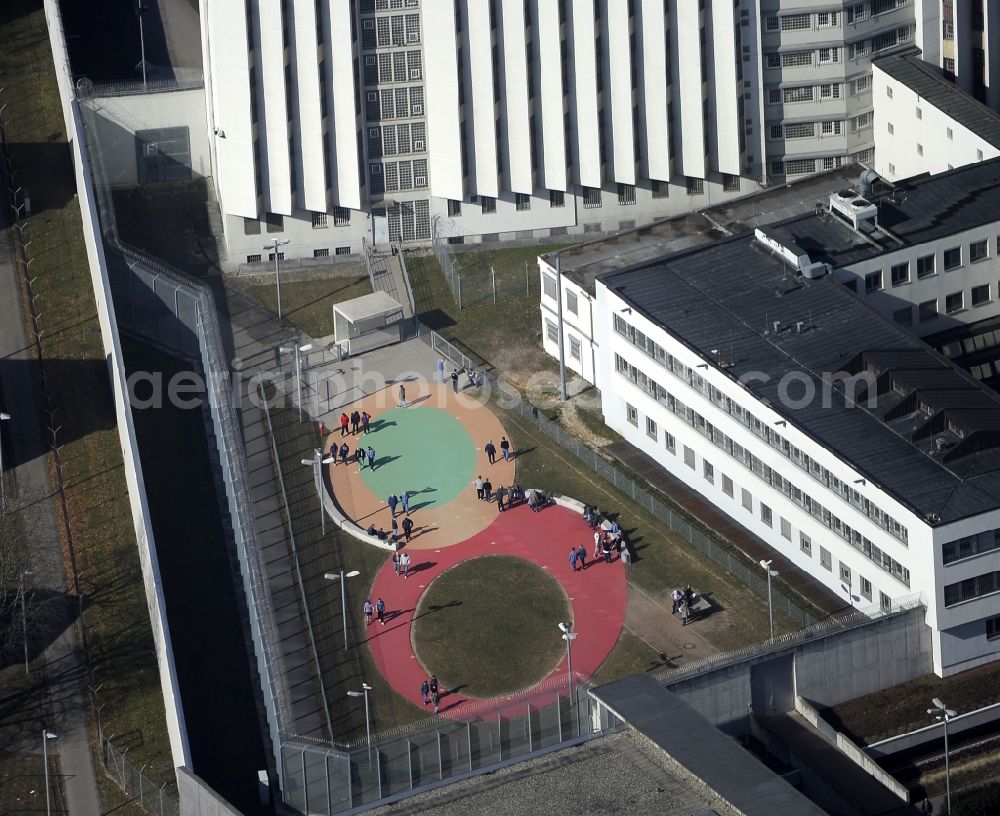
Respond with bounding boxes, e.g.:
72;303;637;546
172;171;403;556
325;382;514;549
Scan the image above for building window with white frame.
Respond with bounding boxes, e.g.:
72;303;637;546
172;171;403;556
840;561;852;584
515;193;531;211
652;180;669;199
618;184;636;205
971;239;989;263
972;284;991;307
447;199;462;216
865;270;883;293
627;403;639;427
723;174;740;192
569;335;581;361
944;246;962;271
481;196;496;214
820;546;832;571
566;290;578;315
683;445;696;469
545;319;558;344
891;261;909;286
760;503;773;527
686;177;704;195
987;615;1000;641
722;474;734;497
945;291;964;314
543;273;557;299
800;532;812;556
665;431;676;454
860;575;872;600
916;254;935;278
703;460;714;484
780;517;792;540
246;253;262;263
549;189;565;208
314;248;330;257
646;416;658;440
311;212;328;228
742;488;753;512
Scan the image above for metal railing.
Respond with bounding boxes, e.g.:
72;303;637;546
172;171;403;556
414;323;820;628
79;76;204;98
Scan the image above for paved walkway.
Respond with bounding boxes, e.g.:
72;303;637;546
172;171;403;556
607;441;851;620
0;176;102;812
367;502;627;718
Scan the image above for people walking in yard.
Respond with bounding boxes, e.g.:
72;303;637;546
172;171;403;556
611;518;621;536
680;596;690;626
577;544;587;571
496;485;506;512
391;518;399;540
400;551;411;578
400;490;410;515
392;551;401;576
593;530;602;559
500;436;511;461
432;689;441;714
376;597;386;625
602;538;613;563
482;478;493;501
485;440;497;464
475;475;484;500
351;410;361;434
340;412;350;436
402;516;413;542
437;358;446;383
621;545;632;567
339;442;350;464
387;493;399;517
362;411;371;434
451;369;460;392
569;547;578;571
671;588;683;614
356;446;366;470
430;675;439;696
367;445;376;469
364;599;374;625
421;679;430;704
398;384;406;408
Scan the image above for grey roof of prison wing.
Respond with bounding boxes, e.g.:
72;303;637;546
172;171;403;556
598;233;1000;524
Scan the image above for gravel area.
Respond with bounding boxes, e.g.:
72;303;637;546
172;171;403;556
366;730;738;816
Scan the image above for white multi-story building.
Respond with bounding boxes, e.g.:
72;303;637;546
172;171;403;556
200;0;989;267
872;49;1000;181
539;159;1000;677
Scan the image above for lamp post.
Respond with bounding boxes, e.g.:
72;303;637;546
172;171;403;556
301;448;335;535
0;411;11;512
347;683;373;766
20;569;32;674
928;697;957;814
281;342;314;422
759;559;778;641
42;729;58;816
558;622;577;703
136;0;148;90
264;238;290;318
324;570;361;650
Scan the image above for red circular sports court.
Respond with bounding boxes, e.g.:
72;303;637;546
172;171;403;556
363;502;627;718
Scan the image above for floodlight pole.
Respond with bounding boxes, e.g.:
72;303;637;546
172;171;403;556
559;622;577;704
42;730;57;816
928;698;956;814
348;683;373;766
265;238;290;318
0;411;11;512
325;570;361;650
760;559;777;641
20;569;32;674
136;0;148;90
301;449;334;535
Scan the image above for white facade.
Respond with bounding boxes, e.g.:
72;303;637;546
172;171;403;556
539;243;1000;677
202;0;987;266
872;63;1000;181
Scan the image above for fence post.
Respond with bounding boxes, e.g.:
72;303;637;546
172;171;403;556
491;266;497;304
525;259;530;296
456;267;463;310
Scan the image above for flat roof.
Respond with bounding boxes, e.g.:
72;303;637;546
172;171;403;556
543;165;866;293
365;730;740;816
875;49;1000;148
333;289;402;322
592;675;828;816
763;158;1000;270
599;233;1000;524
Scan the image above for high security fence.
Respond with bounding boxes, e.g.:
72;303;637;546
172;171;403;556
100;724;180;816
431;222;538;310
415;324;820;629
280;681;621;814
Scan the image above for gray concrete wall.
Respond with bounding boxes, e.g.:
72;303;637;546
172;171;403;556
665;606;932;734
178;767;245;816
794;606;932;709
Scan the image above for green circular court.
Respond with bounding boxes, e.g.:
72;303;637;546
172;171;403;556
358;407;477;510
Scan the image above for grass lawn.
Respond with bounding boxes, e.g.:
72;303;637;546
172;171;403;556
825;662;1000;745
247;275;372;338
1;0;173;806
412;556;570;698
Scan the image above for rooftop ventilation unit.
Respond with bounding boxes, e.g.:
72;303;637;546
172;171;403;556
829;188;878;230
802;261;831;279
